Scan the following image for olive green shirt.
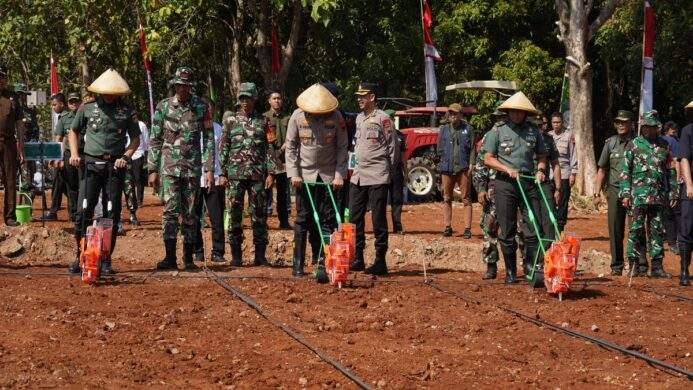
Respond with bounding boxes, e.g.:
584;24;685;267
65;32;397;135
54;110;76;151
536;132;559;183
482;120;547;174
598;134;634;191
70;97;140;157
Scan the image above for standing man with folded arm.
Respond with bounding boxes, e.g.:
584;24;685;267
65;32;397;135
264;91;291;229
0;65;26;226
548;112;577;232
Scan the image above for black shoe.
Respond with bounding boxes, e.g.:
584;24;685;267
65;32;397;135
503;253;517;284
350;256;365;272
442;226;453;237
68;257;81;274
292;257;305;278
100;260;115;276
194;252;205;262
610;268;623;276
156;259;178;270
157;239;178;270
482;263;497;280
5;219;18;227
129;214;140;226
254;244;268;266
211;253;225;263
231;243;243;267
462;229;472;239
315;258;329;283
680;246;691;286
182;244;199;271
650;258;671;278
365;259;388;276
43;211;57;221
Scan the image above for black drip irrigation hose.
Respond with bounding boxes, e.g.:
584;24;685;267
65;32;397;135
203;267;375;390
424;280;693;380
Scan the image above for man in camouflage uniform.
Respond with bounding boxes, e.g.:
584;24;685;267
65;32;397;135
620;110;677;278
15;83;39;197
147;67;214;271
219;82;275;267
473;132;500;279
53;92;82;221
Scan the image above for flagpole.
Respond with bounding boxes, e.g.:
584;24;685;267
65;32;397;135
137;10;155;129
420;0;437;125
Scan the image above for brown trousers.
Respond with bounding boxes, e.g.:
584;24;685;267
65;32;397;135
0;139;17;222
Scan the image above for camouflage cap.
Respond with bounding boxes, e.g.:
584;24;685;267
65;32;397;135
14;82;29;94
640;110;661;127
614;110;634;122
170;66;195;86
67;92;81;102
237;82;258;100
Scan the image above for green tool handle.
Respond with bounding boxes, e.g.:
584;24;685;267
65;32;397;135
303;181;343;254
515;176;547;281
520;174;561;239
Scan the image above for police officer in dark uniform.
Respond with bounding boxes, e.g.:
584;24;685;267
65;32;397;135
0;65;26;226
677;100;693;286
67;69;140;275
482;92;547;284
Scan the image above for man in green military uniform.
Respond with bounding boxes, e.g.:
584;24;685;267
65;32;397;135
620;110;677;278
482;92;548;284
594;110;641;276
148;67;214;271
68;69;140;275
15;83;39;197
473;131;500;279
219;82;275;267
53;92;82;221
0;65;26;226
263;90;291;229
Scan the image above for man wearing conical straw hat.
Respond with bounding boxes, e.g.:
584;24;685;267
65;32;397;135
482;91;548;284
676;100;693;286
67;68;141;276
285;83;348;282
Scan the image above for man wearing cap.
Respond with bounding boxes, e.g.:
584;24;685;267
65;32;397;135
349;82;397;276
677;100;693;286
548;112;577;232
620;110;677;278
482;92;547;284
285;83;347;280
147;67;214;271
52;92;82;222
263;90;291;229
219;82;275;267
14;83;39;198
594;110;639;276
436;103;474;238
534;114;562;271
0;66;26;226
68;68;140;275
44;93;67;221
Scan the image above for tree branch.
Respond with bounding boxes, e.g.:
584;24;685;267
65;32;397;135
588;0;621;41
554;0;570;41
277;0;304;91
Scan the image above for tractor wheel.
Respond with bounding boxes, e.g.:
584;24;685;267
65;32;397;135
406;156;440;202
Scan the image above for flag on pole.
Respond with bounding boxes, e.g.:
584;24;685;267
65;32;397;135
271;20;281;75
421;0;441;107
638;0;655;118
50;55;59;96
138;18;155;126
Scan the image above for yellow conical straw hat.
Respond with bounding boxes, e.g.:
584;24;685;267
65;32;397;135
296;83;338;114
88;68;131;95
686;100;693;109
498;91;539;115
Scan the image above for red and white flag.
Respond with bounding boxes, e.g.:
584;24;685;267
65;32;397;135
50;55;59;96
138;18;155;124
422;0;441;107
638;0;655;118
271;20;281;75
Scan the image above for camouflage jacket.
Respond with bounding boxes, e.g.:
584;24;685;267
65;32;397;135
21;107;40;141
219;111;276;181
472;132;495;193
147;95;214;178
619;136;677;206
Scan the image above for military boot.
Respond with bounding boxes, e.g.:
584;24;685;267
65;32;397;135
350;249;365;271
100;257;115;276
254;244;268;266
502;252;517;284
314;257;329;284
650;257;670;278
156;239;178;270
482;262;497;280
680;245;691;286
231;243;243;267
69;240;81;274
365;254;388;276
292;233;307;278
183;243;199;271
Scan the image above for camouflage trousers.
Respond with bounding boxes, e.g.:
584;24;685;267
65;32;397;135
626;205;664;261
480;187;499;264
123;166;137;213
227;179;268;247
160;175;200;244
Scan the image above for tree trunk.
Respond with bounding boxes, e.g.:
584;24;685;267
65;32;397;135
570;69;597;195
79;45;90;96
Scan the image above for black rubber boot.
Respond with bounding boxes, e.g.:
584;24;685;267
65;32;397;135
254;244;268;266
100;258;115;276
315;257;329;284
156;239;178;270
650;257;670;278
350;250;365;271
129;212;140;226
183;243;199;271
231;243;243;267
69;239;81;274
503;252;517;284
482;262;497;280
365;255;388;276
292;233;306;277
680;245;691;286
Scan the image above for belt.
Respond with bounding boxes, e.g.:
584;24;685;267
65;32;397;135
85;153;117;162
495;171;533;181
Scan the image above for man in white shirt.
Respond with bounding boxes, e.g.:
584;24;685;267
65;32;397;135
123;113;149;225
194;107;225;263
